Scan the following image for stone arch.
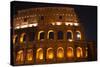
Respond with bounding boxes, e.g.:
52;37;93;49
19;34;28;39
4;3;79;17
13;34;18;44
20;33;27;43
57;47;64;59
76;30;81;40
76;47;83;58
36;48;43;60
26;49;33;61
47;30;54;40
67;30;73;41
38;31;45;40
46;47;54;59
16;50;24;62
67;47;74;58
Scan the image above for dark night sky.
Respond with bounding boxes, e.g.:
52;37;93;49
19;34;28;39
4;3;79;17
11;1;97;41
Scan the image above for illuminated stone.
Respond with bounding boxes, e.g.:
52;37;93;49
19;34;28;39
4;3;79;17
74;23;79;26
47;48;54;59
48;53;54;59
77;34;81;38
68;39;73;42
56;22;62;25
13;35;17;44
76;47;83;58
21;25;28;28
20;33;26;43
57;47;64;59
65;22;73;26
36;48;43;60
67;47;74;58
52;22;55;25
16;50;24;62
15;26;20;29
33;23;38;27
65;22;69;26
27;49;33;61
39;53;43;60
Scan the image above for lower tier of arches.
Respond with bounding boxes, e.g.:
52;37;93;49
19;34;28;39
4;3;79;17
14;46;89;65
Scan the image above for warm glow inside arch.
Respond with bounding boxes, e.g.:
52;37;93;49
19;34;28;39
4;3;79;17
67;47;74;58
67;30;73;41
26;49;33;61
76;30;82;40
57;47;64;59
47;30;54;39
20;33;26;43
76;47;83;58
46;47;54;60
36;48;43;60
38;31;45;40
16;50;24;62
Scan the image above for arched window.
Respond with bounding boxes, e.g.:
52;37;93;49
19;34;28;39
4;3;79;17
67;30;73;41
13;35;18;44
67;47;74;58
36;48;43;60
47;30;54;40
26;49;33;61
16;50;24;62
29;32;35;41
76;31;81;40
38;31;45;40
57;31;63;40
20;33;27;43
76;47;83;58
46;48;54;59
57;47;64;59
